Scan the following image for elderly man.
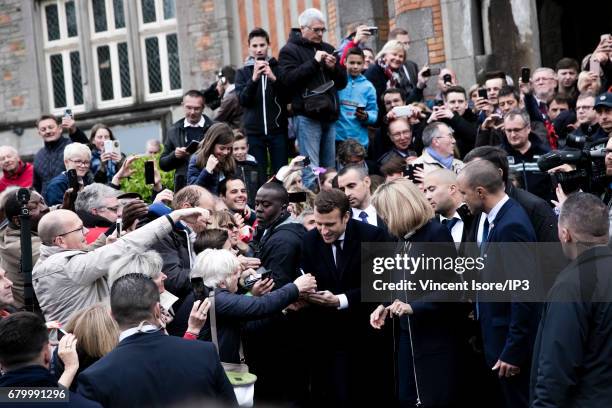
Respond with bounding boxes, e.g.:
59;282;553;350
278;8;347;190
531;193;612;407
414;121;463;174
531;68;558;112
0;189;48;309
45;143;92;206
33;206;208;324
0;146;34;192
378;117;417;165
74;183;122;244
33;114;89;196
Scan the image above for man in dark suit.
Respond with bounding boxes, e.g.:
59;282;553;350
531;193;612;407
457;160;542;408
336;165;386;228
0;312;101;408
76;274;236;408
159;90;214;191
423;168;475;254
301;189;392;406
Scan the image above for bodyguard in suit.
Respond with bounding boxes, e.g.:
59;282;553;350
531;193;612;407
301;189;392;406
457;160;542;408
336;164;386;228
423;168;475;253
77;274;236;408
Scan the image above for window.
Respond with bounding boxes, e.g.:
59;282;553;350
138;0;181;100
42;0;84;112
88;0;133;107
40;0;181;113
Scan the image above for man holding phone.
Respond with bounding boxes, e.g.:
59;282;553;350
159;90;213;192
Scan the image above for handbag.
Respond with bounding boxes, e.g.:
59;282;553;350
302;79;337;117
208;292;257;407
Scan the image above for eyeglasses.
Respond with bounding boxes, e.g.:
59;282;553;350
390;130;412;138
57;225;85;237
576;105;594;111
68;159;91;167
306;26;327;34
505;124;528;134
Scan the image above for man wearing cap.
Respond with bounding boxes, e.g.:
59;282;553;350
595;92;612;139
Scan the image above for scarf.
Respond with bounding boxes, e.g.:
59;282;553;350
376;57;401;88
426;147;454;169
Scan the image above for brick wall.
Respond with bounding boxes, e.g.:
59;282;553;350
391;0;446;65
326;0;339;48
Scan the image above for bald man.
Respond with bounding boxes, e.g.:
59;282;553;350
423;169;474;247
33;207;209;324
0;146;33;192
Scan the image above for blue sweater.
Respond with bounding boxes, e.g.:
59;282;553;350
335;74;378;148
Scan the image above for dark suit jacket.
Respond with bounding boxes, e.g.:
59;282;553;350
478;198;542;369
76;330;236;407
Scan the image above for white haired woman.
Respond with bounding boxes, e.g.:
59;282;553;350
170;249;316;364
45;142;93;206
364;40;430;124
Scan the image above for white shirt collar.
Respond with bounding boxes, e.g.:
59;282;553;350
486;194;510;225
119;324;159;342
184;116;205;128
352;204;377;223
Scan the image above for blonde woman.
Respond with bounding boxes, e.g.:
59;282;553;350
51;304;119;390
364;40;430;123
369;179;465;407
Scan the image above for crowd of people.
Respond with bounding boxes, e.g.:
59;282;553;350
1;7;612;408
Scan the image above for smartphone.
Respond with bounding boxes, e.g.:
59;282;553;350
185;140;200;154
520;67;531;84
256;56;266;61
367;26;378;35
434;99;444;107
243;268;272;289
67;169;79;191
429;68;441;76
64;108;73;119
301;156;311;167
104;140;114;154
356;105;366;115
116;218;122;238
48;327;68;344
590;59;601;76
392;105;414;117
288;191;308;203
442;74;452;84
478;88;488;99
144;161;155;185
403;163;424;182
191;277;208;301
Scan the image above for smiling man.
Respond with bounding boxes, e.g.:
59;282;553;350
219;176;255;226
33;206;209;324
0;146;33;192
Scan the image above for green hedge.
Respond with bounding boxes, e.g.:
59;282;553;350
119;153;175;202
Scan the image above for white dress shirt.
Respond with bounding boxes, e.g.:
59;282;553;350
183;115;205;128
440;211;464;244
351;205;378;227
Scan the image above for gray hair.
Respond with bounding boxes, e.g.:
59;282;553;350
298;8;325;27
0;146;19;157
421;122;445;147
533;67;556;80
559;192;609;245
63;142;91;161
108;250;164;288
74;183;118;213
503;108;530;127
191;248;240;288
375;40;406;62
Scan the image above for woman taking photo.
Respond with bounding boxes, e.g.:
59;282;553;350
369;179;468;407
88;124;125;184
188;123;237;195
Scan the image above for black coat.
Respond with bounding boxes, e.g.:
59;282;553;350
76;330;236;407
531;246;612;407
0;365;101;408
151;228;192;300
159;116;214;191
441;110;478;158
171;285;299;364
278;29;347;122
235;58;288;135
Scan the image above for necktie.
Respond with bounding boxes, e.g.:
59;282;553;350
333;240;344;268
358;211;369;224
442;217;459;231
482;218;490;244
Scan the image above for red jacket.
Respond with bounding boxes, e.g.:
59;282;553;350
0;162;34;192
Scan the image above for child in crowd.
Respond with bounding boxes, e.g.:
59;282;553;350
232;130;259;208
335;47;378;149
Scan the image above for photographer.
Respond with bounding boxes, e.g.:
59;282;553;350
214;65;243;129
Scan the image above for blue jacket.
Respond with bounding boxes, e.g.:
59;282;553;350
186;155;224;195
335;74;377;148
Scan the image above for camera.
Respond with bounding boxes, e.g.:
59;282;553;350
538;136;609;193
202;82;222;110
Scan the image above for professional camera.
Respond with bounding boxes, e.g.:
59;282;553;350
202;82;221;111
537;135;608;193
